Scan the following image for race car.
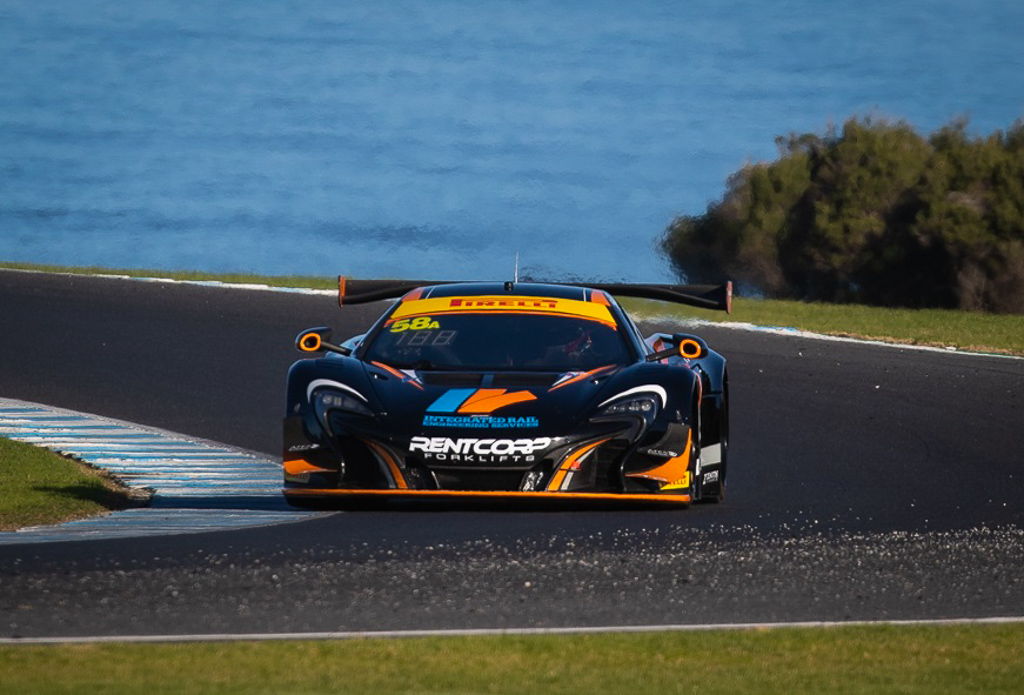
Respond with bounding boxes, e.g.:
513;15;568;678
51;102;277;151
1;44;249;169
282;278;730;506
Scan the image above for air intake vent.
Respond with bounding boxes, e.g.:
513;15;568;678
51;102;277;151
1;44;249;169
419;372;484;387
490;372;559;387
433;470;526;491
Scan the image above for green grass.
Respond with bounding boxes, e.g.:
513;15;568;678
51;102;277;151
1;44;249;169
0;438;137;530
622;295;1024;356
4;261;1023;355
1;624;1022;694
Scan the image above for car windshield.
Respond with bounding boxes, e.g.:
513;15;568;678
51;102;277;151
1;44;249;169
361;312;632;371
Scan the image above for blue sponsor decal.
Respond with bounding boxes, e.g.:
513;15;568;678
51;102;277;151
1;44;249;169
426;388;477;413
424;388;540;428
422;415;539;429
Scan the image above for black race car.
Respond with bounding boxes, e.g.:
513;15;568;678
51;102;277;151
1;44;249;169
283;278;730;506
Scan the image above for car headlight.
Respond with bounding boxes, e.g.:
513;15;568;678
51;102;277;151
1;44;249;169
595;394;660;423
313;389;375;427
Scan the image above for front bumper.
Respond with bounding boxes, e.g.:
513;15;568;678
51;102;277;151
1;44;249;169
282;488;691;504
282;412;696;500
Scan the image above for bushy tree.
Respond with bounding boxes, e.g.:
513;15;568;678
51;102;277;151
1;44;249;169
662;117;1024;312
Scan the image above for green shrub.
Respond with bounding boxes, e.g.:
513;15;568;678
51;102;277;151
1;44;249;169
662;116;1024;313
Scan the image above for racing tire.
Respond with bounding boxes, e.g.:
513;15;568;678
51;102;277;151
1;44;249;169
697;379;728;504
685;391;703;505
688;437;702;505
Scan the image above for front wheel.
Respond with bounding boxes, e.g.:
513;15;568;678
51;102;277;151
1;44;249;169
688;436;703;504
697;385;728;503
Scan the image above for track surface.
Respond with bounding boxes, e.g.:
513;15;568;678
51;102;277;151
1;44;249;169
1;270;1022;637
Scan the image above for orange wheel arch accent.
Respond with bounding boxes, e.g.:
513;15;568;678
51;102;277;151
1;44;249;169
626;428;693;488
363;440;409;490
283;458;334;476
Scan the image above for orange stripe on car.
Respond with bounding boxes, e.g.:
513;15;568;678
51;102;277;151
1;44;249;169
548;364;615;392
283;458;334;476
372;361;407;380
390;295;617;328
547;438;609;491
388;308;619;329
363;440;409;489
456;389;537;414
283;489;691;504
626;429;692;487
370;361;425;390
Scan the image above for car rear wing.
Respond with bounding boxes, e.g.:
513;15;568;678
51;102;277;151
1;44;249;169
337;276;732;313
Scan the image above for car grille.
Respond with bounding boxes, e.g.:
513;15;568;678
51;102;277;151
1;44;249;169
432;469;526;491
419;372;484;386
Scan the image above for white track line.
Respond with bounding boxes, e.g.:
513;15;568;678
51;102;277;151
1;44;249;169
3;616;1023;645
0;397;318;544
0;266;335;296
641;313;1024;361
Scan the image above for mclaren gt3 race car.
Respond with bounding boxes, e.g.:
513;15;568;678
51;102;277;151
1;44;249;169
283;278;730;506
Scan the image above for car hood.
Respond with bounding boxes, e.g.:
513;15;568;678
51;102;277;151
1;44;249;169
361;364;624;439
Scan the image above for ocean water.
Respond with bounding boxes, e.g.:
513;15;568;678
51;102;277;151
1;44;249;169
2;0;1022;282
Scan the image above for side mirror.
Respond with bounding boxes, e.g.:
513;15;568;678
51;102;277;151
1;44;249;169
646;333;708;362
295;327;351;356
673;333;708;359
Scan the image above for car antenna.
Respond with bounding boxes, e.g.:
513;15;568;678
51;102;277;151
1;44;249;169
504;252;519;292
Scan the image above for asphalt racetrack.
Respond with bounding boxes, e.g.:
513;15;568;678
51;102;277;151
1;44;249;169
1;269;1022;638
